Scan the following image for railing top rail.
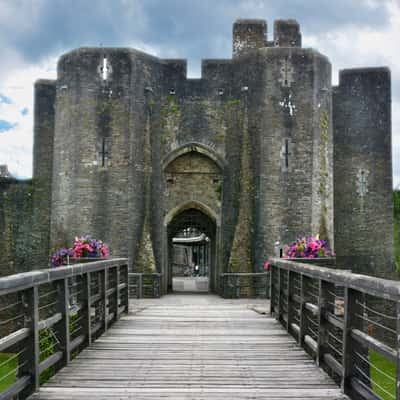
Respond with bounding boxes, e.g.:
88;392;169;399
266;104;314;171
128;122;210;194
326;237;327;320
0;257;128;295
220;272;269;276
129;273;163;276
272;258;400;301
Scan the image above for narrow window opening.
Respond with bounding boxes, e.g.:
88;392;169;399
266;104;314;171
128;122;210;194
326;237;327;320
284;138;290;169
99;137;110;167
101;56;110;81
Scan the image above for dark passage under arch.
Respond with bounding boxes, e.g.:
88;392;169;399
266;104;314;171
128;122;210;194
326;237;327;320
167;208;217;293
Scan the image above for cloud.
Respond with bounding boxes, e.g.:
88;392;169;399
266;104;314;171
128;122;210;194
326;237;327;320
0;0;399;186
301;0;400;186
0;120;17;132
0;94;12;104
0;55;57;178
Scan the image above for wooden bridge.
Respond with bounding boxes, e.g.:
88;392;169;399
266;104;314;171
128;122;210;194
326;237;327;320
0;259;399;400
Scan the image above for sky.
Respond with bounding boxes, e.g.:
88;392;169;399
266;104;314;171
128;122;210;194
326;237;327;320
0;0;399;187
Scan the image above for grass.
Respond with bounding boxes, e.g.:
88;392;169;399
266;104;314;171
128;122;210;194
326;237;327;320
0;353;17;392
369;350;396;400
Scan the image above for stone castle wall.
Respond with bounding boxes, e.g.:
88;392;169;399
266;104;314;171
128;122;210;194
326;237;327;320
24;19;395;283
333;68;395;277
0;179;34;276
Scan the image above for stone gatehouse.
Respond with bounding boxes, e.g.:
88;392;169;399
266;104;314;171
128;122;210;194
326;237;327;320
2;19;394;288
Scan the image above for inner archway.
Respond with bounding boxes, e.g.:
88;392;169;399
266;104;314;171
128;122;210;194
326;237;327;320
167;208;217;293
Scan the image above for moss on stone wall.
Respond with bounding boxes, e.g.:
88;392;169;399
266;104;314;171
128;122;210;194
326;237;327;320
136;217;156;272
318;109;330;241
0;179;36;276
160;95;180;146
135;112;156;272
228;102;253;273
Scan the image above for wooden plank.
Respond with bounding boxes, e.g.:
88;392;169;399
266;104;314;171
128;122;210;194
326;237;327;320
27;295;347;400
38;313;62;330
351;328;397;362
38;352;63;374
0;327;30;351
70;334;85;352
323;353;343;377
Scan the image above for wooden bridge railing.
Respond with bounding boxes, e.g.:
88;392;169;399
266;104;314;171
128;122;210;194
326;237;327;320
219;272;269;298
128;273;163;298
270;258;400;400
0;258;129;400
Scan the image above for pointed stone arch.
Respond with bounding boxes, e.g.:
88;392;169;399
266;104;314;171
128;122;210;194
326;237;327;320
164;200;220;228
162;142;226;172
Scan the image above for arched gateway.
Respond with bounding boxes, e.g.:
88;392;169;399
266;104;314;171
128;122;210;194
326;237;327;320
162;145;222;293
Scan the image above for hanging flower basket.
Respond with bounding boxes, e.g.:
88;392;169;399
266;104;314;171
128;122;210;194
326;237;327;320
51;235;109;267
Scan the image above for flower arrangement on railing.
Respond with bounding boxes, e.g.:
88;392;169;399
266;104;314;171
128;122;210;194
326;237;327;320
284;235;332;258
51;235;109;267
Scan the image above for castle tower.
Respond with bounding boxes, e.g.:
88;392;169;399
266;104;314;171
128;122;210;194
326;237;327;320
30;19;394;288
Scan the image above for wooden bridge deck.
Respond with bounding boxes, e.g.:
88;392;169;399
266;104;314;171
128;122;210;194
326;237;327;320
30;294;347;400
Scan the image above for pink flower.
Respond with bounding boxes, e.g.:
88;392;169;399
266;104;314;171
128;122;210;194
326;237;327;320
101;245;109;257
264;261;271;270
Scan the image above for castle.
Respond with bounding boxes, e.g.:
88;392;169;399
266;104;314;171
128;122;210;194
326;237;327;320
0;19;395;290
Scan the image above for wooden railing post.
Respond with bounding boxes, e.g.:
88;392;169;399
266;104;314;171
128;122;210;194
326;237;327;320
115;267;121;320
284;270;291;331
223;275;227;299
287;270;294;333
236;276;240;298
298;274;305;346
102;270;108;331
57;278;71;367
138;274;143;299
342;287;364;396
317;279;335;368
269;266;275;315
277;268;281;320
20;286;40;397
84;272;92;346
123;266;129;313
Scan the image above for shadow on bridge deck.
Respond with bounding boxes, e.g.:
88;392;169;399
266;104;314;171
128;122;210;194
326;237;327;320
30;294;347;400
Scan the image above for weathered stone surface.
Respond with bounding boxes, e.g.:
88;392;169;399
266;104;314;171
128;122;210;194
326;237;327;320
0;179;34;275
3;18;391;286
333;68;395;277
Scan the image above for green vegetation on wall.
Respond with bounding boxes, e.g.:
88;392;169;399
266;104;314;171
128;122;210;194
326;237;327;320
228;101;253;273
394;190;400;271
318;109;330;241
160;95;180;146
0;180;35;276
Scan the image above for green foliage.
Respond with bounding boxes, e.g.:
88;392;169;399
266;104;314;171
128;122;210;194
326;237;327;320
394;190;400;271
160;95;181;145
369;350;396;400
69;312;80;359
0;353;17;391
393;190;400;219
39;328;56;384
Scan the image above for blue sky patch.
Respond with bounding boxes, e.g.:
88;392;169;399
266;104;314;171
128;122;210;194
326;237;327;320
21;107;29;116
0;94;13;104
0;120;17;132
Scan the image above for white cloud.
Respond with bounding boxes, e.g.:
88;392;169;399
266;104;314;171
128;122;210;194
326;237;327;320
0;55;57;178
1;0;399;188
303;0;400;187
